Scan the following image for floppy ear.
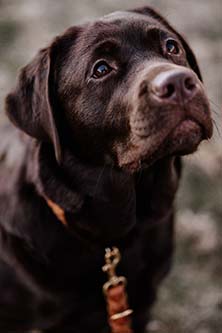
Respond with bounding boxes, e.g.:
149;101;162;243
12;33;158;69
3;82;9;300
5;45;62;163
130;6;203;81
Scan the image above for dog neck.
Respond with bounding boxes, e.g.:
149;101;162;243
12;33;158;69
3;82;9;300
27;142;180;241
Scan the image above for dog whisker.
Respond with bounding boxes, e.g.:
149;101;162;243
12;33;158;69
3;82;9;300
209;98;221;111
212;119;222;138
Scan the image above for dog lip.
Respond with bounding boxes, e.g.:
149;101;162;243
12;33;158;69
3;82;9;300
133;116;205;142
180;116;212;140
120;117;207;173
175;117;203;134
139;119;202;161
170;118;203;140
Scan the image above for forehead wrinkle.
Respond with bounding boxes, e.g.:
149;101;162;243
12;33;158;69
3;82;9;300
77;23;121;57
87;38;121;54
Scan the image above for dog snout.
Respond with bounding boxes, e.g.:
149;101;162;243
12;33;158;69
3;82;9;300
151;69;198;104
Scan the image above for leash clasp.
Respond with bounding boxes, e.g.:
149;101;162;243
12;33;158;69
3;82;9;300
102;247;126;294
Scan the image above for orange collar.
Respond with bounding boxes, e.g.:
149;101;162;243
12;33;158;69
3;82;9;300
45;197;68;226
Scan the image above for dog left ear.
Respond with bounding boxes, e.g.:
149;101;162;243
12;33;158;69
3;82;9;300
130;6;203;81
5;45;62;163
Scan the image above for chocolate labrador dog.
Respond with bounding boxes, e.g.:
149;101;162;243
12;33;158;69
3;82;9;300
0;6;212;333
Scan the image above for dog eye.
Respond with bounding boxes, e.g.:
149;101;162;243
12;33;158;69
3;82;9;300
166;39;180;55
92;61;113;79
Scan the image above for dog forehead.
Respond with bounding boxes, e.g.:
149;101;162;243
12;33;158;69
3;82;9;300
78;10;167;50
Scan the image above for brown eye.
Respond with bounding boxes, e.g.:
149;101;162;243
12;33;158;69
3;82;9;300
92;61;112;78
166;39;180;55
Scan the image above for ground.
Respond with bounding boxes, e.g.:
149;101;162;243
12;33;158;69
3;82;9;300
0;1;222;332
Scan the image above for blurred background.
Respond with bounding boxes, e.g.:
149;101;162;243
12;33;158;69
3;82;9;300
0;0;221;332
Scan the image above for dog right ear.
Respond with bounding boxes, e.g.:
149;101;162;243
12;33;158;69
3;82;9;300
5;27;80;164
5;46;62;163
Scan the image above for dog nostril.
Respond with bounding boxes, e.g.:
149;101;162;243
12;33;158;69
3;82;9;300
164;83;175;98
184;77;196;91
139;81;148;97
154;83;175;98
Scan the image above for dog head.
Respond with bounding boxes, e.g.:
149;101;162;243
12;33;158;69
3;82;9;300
6;7;212;173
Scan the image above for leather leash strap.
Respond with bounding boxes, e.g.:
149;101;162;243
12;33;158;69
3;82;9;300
45;198;134;333
103;247;133;333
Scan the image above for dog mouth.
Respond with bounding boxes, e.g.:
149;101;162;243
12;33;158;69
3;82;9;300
118;115;212;173
166;118;205;152
141;119;203;165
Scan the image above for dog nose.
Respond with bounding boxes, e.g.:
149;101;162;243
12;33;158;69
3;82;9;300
151;69;198;103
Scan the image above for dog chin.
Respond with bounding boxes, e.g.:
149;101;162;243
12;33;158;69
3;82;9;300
119;119;205;173
167;119;204;155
